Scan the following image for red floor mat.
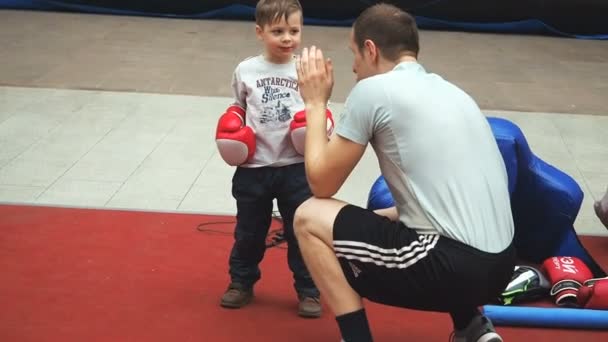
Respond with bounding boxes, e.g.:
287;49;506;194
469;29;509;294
1;204;607;341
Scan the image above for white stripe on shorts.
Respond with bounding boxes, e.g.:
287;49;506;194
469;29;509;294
333;234;439;269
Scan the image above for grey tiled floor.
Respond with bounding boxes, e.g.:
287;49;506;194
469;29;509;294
0;10;607;237
1;86;607;236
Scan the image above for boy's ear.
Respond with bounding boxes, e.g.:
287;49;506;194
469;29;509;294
255;25;263;40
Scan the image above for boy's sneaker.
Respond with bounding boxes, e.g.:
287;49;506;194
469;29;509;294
220;283;253;308
451;315;502;342
298;295;322;318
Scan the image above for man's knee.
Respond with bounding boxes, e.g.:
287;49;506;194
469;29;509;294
294;197;318;237
295;197;346;246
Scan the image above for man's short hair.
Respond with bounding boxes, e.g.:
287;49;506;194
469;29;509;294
353;3;419;60
255;0;303;27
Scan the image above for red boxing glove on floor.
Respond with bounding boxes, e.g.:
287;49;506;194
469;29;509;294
542;256;594;307
578;277;608;309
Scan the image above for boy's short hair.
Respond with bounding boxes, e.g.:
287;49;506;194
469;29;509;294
255;0;303;27
353;3;419;60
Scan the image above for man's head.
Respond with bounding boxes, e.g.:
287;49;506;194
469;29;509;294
255;0;303;64
350;4;419;81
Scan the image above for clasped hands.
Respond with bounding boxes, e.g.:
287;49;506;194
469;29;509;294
295;46;334;114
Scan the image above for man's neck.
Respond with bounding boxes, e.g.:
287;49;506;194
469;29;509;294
378;55;417;74
397;55;417;64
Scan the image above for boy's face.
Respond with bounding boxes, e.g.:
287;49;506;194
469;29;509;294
256;11;302;63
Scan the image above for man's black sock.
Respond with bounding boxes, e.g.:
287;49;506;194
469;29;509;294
336;308;373;342
450;308;480;331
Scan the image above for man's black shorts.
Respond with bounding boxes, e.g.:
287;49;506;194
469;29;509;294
333;205;515;312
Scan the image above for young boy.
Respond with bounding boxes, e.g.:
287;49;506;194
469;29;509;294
214;0;333;318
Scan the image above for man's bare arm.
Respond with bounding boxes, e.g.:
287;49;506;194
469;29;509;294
304;107;366;198
295;46;366;197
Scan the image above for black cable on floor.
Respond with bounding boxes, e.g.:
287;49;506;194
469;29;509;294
196;211;286;249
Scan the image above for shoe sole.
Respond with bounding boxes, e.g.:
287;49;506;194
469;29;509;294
477;332;503;342
220;295;253;309
298;309;322;318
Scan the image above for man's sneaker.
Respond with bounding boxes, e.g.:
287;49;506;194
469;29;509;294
451;315;502;342
220;283;253;308
297;296;322;318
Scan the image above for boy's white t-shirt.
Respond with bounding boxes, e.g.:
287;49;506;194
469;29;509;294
231;55;305;167
335;61;514;253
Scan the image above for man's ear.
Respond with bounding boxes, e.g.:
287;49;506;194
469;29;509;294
255;25;263;40
363;39;378;64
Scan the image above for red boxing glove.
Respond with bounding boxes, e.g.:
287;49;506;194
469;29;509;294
542;256;594;307
215;105;256;166
578;277;608;309
290;108;335;155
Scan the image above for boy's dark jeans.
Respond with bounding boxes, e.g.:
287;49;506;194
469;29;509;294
228;162;319;298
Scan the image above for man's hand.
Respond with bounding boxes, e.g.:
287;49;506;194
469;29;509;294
295;46;365;198
295;46;334;110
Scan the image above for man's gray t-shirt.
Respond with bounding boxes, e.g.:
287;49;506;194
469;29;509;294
336;62;514;253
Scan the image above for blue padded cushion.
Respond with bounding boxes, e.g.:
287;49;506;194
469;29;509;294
367;117;605;277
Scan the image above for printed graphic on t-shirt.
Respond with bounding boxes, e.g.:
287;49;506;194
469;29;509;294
256;76;299;126
260;100;292;124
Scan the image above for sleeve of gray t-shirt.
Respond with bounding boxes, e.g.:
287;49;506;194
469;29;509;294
335;78;386;146
230;64;247;108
